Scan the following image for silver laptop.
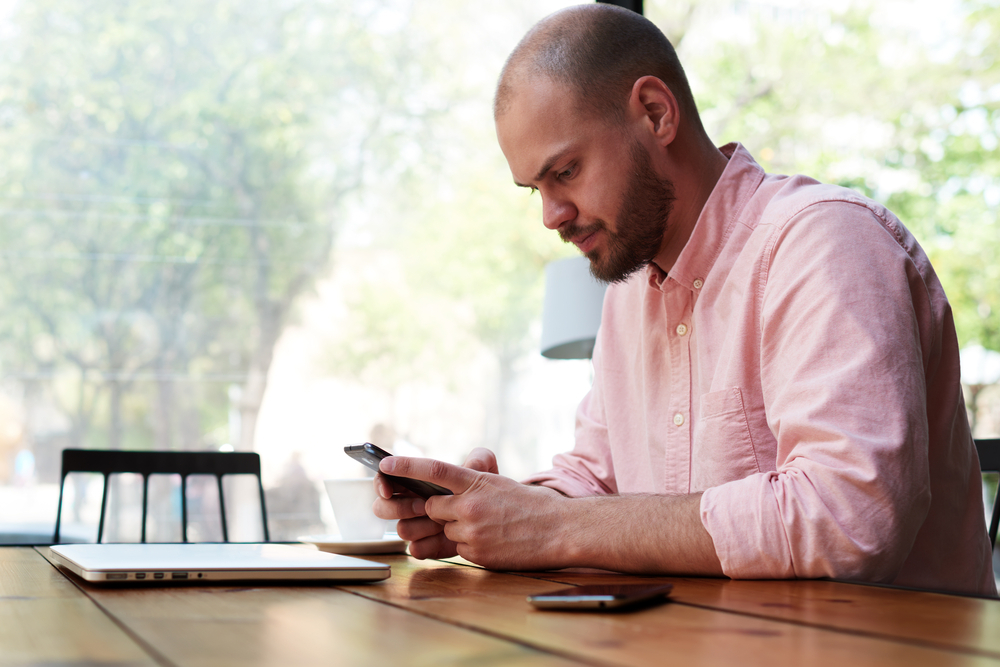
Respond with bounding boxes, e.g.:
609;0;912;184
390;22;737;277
48;543;391;584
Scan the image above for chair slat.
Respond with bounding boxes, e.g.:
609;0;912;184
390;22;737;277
54;449;269;544
975;438;1000;549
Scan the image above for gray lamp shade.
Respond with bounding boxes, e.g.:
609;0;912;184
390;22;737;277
540;256;607;359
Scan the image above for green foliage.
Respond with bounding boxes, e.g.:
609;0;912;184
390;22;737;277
405;172;570;362
317;0;574;438
320;145;569;396
0;0;444;457
650;0;1000;352
4;0;998;471
319;275;474;392
880;2;1000;351
329;0;1000;457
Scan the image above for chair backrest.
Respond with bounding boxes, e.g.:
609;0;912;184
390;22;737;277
53;449;270;544
976;438;1000;549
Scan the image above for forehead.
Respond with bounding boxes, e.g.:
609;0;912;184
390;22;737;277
495;76;606;182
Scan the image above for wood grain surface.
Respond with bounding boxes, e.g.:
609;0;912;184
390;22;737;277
12;546;1000;667
1;547;155;666
501;565;1000;659
34;548;583;667
340;555;1000;667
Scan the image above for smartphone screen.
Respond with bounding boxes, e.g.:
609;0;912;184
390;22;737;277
344;443;452;499
527;583;674;610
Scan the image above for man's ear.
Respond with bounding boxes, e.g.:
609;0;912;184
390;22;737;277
629;76;679;146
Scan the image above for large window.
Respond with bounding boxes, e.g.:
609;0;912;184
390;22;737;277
0;0;585;542
1;0;997;544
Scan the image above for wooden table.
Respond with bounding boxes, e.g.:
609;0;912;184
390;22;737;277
3;546;998;666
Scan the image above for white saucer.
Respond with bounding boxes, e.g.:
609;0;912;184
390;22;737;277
298;534;408;555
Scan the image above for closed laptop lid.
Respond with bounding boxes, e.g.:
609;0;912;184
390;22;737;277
48;543;391;584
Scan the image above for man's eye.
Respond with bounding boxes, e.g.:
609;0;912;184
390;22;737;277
556;168;573;180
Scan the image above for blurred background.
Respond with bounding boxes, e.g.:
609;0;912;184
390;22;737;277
0;0;997;547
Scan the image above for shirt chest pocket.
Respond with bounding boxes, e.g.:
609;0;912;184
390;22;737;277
691;387;761;492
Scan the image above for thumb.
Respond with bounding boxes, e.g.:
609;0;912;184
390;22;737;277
464;447;499;475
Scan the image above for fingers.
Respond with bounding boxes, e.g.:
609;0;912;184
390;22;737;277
407;531;459;560
375;474;393;500
379;455;479;495
372;489;426;521
463;447;499;474
394;515;444;542
392;516;459;560
373;448;502;563
375;472;419;500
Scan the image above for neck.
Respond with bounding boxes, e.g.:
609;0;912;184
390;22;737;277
651;135;728;274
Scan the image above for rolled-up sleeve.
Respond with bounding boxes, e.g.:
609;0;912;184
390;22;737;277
701;200;933;581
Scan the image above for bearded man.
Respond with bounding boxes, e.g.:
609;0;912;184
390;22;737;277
373;4;996;596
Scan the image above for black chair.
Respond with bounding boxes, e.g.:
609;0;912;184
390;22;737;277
53;449;270;544
976;438;1000;549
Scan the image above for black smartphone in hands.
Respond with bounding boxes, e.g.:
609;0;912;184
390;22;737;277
344;443;453;499
527;583;674;611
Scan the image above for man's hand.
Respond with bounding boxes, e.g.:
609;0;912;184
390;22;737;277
372;448;568;568
373;448;723;575
372;448;497;560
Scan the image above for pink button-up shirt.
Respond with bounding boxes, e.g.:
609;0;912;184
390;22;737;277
525;144;996;596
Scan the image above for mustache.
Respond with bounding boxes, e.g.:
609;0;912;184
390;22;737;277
558;220;607;244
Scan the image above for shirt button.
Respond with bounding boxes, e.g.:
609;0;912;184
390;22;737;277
676;323;688;336
673;413;685;426
693;279;704;289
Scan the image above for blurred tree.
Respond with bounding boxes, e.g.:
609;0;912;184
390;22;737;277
316;0;573;465
404;159;569;462
318;143;568;464
649;0;1000;353
327;0;1000;467
906;0;1000;353
0;0;444;469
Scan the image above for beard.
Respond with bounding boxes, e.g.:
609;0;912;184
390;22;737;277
559;140;675;284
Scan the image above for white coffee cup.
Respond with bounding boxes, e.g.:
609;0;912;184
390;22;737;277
324;478;387;541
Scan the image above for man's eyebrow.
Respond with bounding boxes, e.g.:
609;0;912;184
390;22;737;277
514;149;572;188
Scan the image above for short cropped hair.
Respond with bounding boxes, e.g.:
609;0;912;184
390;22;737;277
495;5;702;132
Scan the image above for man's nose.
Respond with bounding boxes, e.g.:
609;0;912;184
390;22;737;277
542;195;577;231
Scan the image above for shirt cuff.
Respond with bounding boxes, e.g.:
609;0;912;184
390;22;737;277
521;468;603;498
700;473;796;579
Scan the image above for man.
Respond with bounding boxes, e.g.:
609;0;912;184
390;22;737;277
373;4;997;596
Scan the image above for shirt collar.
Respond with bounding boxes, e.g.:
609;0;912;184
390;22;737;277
646;142;765;292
